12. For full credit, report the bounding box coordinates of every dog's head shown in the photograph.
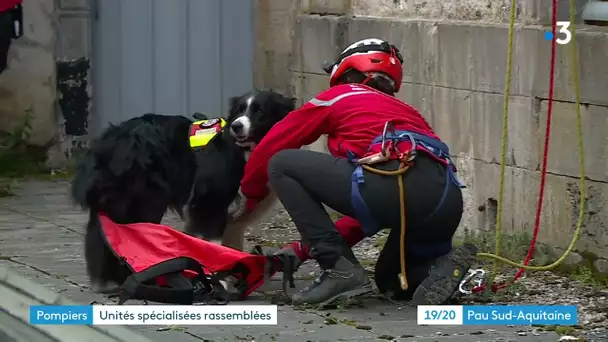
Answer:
[184,91,295,244]
[226,91,295,148]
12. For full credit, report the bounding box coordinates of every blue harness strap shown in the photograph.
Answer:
[350,164,381,236]
[349,130,465,240]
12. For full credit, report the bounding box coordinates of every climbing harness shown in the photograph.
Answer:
[466,0,587,294]
[348,121,465,291]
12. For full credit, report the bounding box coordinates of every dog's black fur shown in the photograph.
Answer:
[71,90,295,291]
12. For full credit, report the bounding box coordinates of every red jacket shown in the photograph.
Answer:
[0,0,21,12]
[240,83,440,211]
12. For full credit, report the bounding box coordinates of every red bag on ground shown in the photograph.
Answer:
[98,214,275,305]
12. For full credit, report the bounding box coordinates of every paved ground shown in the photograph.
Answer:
[0,180,571,341]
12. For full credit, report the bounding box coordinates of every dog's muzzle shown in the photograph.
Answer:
[230,117,256,149]
[230,117,251,141]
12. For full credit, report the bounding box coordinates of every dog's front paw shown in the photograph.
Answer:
[227,188,247,220]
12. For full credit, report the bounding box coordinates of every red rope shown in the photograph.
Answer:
[472,0,559,294]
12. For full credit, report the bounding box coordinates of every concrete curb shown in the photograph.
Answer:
[0,265,152,342]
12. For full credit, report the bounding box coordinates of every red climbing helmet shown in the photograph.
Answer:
[323,38,404,92]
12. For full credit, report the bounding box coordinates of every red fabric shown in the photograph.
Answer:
[240,83,439,207]
[334,216,365,248]
[0,0,20,12]
[288,216,365,262]
[99,214,271,298]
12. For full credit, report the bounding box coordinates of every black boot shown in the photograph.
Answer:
[291,257,372,306]
[375,258,436,301]
[412,243,478,305]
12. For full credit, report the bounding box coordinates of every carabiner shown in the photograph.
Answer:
[458,269,486,294]
[402,132,417,161]
[381,121,396,156]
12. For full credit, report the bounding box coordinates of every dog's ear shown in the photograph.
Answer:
[287,97,297,109]
[227,96,240,121]
[192,112,208,120]
[228,96,239,110]
[277,96,296,117]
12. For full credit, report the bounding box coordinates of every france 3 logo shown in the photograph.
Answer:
[546,22,573,45]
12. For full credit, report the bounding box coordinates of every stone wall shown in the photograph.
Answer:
[0,0,56,147]
[0,0,92,167]
[254,0,608,267]
[49,0,93,166]
[350,0,585,23]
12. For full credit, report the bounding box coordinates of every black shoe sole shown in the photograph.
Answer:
[317,282,374,309]
[411,243,478,306]
[292,281,374,308]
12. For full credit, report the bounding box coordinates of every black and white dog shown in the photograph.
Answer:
[71,90,294,292]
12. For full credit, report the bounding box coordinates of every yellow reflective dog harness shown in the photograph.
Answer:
[188,118,227,148]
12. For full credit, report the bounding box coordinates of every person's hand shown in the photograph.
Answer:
[227,188,247,220]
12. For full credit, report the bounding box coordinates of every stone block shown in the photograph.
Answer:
[349,18,437,85]
[256,0,298,12]
[429,87,472,156]
[535,0,585,25]
[459,158,608,259]
[254,6,296,92]
[290,15,349,74]
[289,72,330,153]
[469,92,539,169]
[469,23,521,94]
[255,4,298,94]
[539,101,608,182]
[596,259,608,274]
[396,82,434,124]
[57,0,91,10]
[546,178,608,259]
[452,154,476,238]
[431,21,472,90]
[301,0,350,15]
[0,0,57,147]
[352,0,537,23]
[257,50,293,95]
[57,16,91,60]
[462,160,539,236]
[261,10,295,53]
[520,27,608,105]
[347,17,393,43]
[289,72,329,106]
[574,180,608,258]
[351,0,404,17]
[560,251,583,267]
[514,26,543,98]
